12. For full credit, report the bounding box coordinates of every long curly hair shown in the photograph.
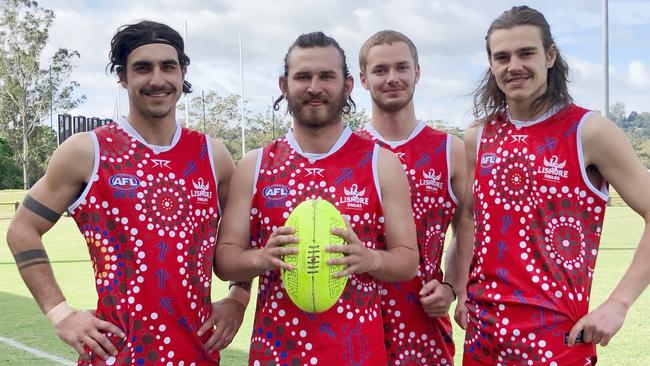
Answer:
[472,6,572,123]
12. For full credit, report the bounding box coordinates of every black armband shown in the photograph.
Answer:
[441,281,457,301]
[14,249,50,270]
[22,195,62,224]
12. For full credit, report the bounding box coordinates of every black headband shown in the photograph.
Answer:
[121,39,183,65]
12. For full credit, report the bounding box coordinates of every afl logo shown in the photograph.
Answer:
[263,184,289,200]
[480,153,497,168]
[109,174,140,191]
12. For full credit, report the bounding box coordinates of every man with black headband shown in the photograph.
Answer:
[6,20,247,365]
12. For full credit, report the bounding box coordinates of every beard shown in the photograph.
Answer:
[286,90,347,129]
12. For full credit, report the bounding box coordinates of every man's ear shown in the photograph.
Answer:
[118,71,127,89]
[279,76,288,96]
[360,71,370,90]
[344,75,354,98]
[546,44,557,69]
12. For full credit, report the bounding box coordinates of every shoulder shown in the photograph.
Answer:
[207,137,235,182]
[208,137,232,160]
[463,124,481,146]
[580,112,628,164]
[581,112,617,141]
[376,146,402,168]
[53,132,95,164]
[45,132,95,186]
[448,134,464,161]
[239,149,262,170]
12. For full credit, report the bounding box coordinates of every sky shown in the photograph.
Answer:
[38,0,650,128]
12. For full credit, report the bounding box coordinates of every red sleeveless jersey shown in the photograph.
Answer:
[463,104,607,366]
[249,127,387,366]
[358,122,457,365]
[69,118,221,365]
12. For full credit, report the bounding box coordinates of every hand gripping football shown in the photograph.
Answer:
[281,199,348,313]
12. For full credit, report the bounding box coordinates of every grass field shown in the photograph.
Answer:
[1,189,649,365]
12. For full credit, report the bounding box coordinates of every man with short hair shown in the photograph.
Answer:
[356,30,465,365]
[215,31,419,365]
[6,20,246,365]
[456,6,650,365]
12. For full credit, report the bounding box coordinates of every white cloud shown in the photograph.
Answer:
[627,60,650,88]
[31,0,649,128]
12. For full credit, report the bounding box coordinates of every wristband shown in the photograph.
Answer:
[227,285,250,307]
[440,282,457,301]
[45,300,73,326]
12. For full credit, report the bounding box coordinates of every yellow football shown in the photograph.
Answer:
[281,199,348,313]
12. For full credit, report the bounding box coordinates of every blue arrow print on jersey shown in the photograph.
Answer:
[183,161,198,177]
[155,268,169,289]
[415,153,431,169]
[159,297,174,315]
[319,323,336,338]
[536,137,557,154]
[335,168,354,185]
[156,241,169,262]
[358,151,373,168]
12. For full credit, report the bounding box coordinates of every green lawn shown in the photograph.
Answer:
[1,190,648,365]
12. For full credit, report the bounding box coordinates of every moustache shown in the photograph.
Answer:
[141,86,175,94]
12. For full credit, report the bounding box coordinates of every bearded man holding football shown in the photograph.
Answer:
[215,31,418,366]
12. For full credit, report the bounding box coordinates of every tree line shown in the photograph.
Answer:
[1,1,648,191]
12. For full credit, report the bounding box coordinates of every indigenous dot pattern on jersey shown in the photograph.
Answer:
[464,105,607,366]
[249,128,387,365]
[358,122,457,365]
[69,119,221,365]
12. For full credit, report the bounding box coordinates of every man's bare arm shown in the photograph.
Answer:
[7,133,93,312]
[370,147,418,281]
[214,150,298,282]
[327,147,417,281]
[211,138,235,210]
[209,138,251,298]
[421,135,466,317]
[568,114,650,346]
[200,138,249,352]
[442,135,466,290]
[453,125,480,329]
[6,133,124,359]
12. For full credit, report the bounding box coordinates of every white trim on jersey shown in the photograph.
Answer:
[577,112,609,202]
[446,134,459,205]
[507,104,562,128]
[476,124,484,158]
[252,148,263,196]
[205,137,221,215]
[68,131,100,212]
[362,120,426,149]
[286,126,353,163]
[371,143,382,207]
[116,116,182,154]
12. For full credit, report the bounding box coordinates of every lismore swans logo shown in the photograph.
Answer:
[537,155,568,182]
[339,184,369,210]
[190,177,212,203]
[419,169,443,192]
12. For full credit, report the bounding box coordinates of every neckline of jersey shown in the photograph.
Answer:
[286,125,353,163]
[506,104,565,128]
[363,120,426,148]
[116,116,182,155]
